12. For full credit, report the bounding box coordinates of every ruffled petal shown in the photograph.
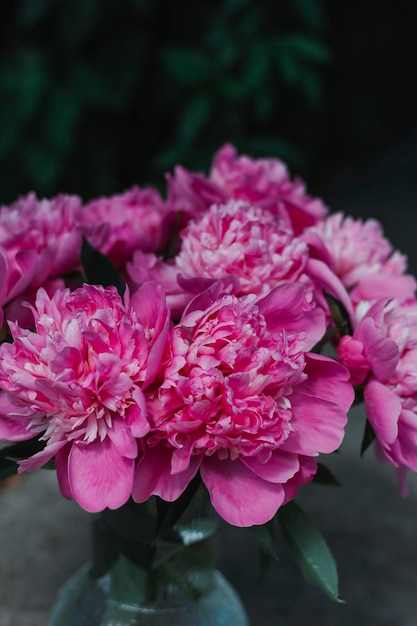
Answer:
[0,393,37,442]
[257,283,325,351]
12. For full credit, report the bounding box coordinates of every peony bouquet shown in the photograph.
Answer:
[0,144,415,606]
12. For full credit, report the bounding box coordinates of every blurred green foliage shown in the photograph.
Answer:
[0,0,331,202]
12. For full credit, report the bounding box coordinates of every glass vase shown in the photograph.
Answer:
[48,499,250,626]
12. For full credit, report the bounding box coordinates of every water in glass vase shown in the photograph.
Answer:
[48,502,250,626]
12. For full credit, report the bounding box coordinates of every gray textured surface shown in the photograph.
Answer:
[1,140,417,625]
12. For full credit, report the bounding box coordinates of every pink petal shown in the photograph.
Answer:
[0,393,36,442]
[364,379,401,445]
[282,390,348,455]
[126,388,150,437]
[18,439,66,472]
[306,257,354,322]
[356,317,399,382]
[354,273,417,303]
[300,353,354,412]
[283,456,317,504]
[257,283,325,351]
[182,276,240,317]
[68,438,134,512]
[6,249,38,302]
[132,444,201,503]
[241,450,300,484]
[130,281,168,334]
[0,249,8,304]
[107,417,138,459]
[55,443,72,499]
[200,456,286,526]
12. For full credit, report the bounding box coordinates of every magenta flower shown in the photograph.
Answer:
[337,299,400,386]
[359,298,417,492]
[209,144,328,234]
[167,144,328,235]
[175,200,311,297]
[132,282,354,527]
[0,282,170,512]
[0,192,83,290]
[307,212,416,305]
[81,186,169,266]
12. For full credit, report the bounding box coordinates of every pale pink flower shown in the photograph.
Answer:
[0,282,170,512]
[166,166,227,220]
[209,144,328,234]
[166,144,328,234]
[81,186,169,266]
[361,298,417,491]
[132,282,354,527]
[337,299,400,386]
[307,213,416,305]
[0,192,83,290]
[175,200,311,297]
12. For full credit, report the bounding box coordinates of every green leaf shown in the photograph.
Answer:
[281,35,331,65]
[0,458,18,482]
[313,462,342,486]
[46,87,82,155]
[278,501,343,602]
[177,94,212,148]
[361,420,376,456]
[163,48,212,86]
[274,48,302,85]
[248,521,279,561]
[92,503,156,576]
[219,77,248,100]
[325,293,353,337]
[244,41,270,92]
[0,52,49,120]
[155,473,202,539]
[81,237,125,297]
[69,65,120,108]
[291,0,326,30]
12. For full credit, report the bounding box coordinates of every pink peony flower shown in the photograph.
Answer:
[81,186,169,266]
[166,144,328,235]
[209,144,328,234]
[337,299,400,386]
[0,282,170,512]
[132,282,354,527]
[307,213,416,305]
[166,165,227,220]
[175,200,311,297]
[360,298,417,491]
[0,192,83,290]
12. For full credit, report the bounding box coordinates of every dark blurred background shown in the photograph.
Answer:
[2,4,417,624]
[1,0,416,205]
